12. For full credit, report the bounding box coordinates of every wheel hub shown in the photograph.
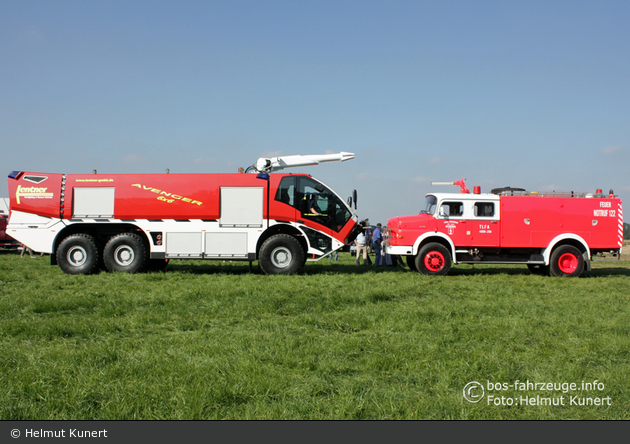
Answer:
[558,253,578,273]
[271,247,292,268]
[425,252,444,270]
[67,246,87,266]
[114,245,135,266]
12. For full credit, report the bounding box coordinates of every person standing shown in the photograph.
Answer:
[372,223,383,268]
[20,243,34,258]
[355,222,370,266]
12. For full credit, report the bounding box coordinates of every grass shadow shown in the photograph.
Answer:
[145,255,630,278]
[583,267,630,277]
[448,266,532,276]
[0,248,20,256]
[164,261,258,275]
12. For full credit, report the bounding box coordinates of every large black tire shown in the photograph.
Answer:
[103,233,147,273]
[549,245,584,277]
[57,234,99,275]
[406,255,417,272]
[415,242,452,275]
[258,234,305,275]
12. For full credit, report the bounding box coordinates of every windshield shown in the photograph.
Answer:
[275,176,353,232]
[423,195,437,215]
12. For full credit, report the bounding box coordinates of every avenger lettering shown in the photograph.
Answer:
[131,184,202,205]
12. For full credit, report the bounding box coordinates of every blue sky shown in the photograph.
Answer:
[2,0,629,225]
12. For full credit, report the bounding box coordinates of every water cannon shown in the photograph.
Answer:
[431,178,470,194]
[248,152,355,173]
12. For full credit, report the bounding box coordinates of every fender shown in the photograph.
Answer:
[412,232,457,264]
[541,233,591,269]
[263,221,343,261]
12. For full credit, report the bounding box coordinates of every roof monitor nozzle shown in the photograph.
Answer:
[431,178,469,194]
[248,152,355,173]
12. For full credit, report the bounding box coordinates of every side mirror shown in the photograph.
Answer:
[353,189,357,210]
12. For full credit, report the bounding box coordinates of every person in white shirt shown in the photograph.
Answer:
[354,222,371,266]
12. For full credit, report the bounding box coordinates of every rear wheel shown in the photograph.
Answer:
[57,234,99,275]
[415,242,451,275]
[103,233,147,273]
[550,245,584,277]
[258,234,305,275]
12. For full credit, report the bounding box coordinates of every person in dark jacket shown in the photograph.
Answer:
[372,223,383,268]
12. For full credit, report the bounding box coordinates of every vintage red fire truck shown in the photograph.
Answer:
[6,153,360,275]
[1,198,20,248]
[383,179,623,277]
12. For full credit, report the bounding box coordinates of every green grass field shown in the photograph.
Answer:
[1,249,629,419]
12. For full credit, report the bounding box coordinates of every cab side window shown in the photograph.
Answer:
[474,202,495,217]
[274,176,295,206]
[440,201,464,217]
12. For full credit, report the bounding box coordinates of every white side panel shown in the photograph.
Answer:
[166,232,202,258]
[6,211,63,253]
[220,187,263,228]
[7,210,52,226]
[205,232,248,258]
[73,187,115,218]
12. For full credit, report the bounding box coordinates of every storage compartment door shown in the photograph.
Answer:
[205,232,248,258]
[165,232,203,258]
[220,187,263,227]
[73,187,115,218]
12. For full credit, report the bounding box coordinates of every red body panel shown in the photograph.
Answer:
[8,173,64,219]
[438,219,468,246]
[387,214,436,248]
[500,196,562,247]
[466,219,501,247]
[500,195,621,249]
[61,173,267,220]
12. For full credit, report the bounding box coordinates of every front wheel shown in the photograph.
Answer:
[406,255,417,272]
[549,245,584,277]
[57,234,99,275]
[103,233,147,273]
[258,234,305,275]
[415,242,452,275]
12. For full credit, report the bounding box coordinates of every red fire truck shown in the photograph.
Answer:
[383,179,623,277]
[6,153,360,275]
[1,198,20,248]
